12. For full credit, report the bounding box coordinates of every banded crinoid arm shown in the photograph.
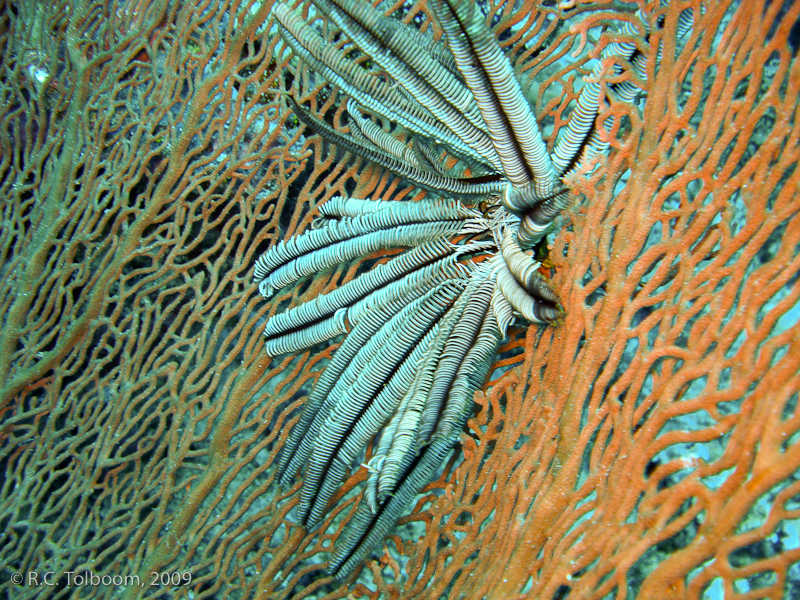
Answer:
[255,194,492,485]
[273,264,469,486]
[565,6,696,173]
[254,195,487,357]
[309,0,503,170]
[286,96,504,199]
[370,264,496,500]
[364,252,560,504]
[427,0,657,248]
[272,0,502,170]
[253,194,481,298]
[427,0,558,224]
[330,307,503,578]
[295,281,465,527]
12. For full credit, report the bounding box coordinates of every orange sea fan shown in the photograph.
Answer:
[0,0,798,599]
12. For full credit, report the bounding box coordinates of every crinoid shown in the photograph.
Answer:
[254,0,682,579]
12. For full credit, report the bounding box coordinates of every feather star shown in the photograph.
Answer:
[253,0,690,580]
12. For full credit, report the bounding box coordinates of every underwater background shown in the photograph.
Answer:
[1,0,799,598]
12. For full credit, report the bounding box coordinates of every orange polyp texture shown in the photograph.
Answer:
[1,1,799,599]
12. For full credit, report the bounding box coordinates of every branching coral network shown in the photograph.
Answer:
[0,0,798,599]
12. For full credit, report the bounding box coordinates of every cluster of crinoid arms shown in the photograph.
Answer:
[253,0,688,580]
